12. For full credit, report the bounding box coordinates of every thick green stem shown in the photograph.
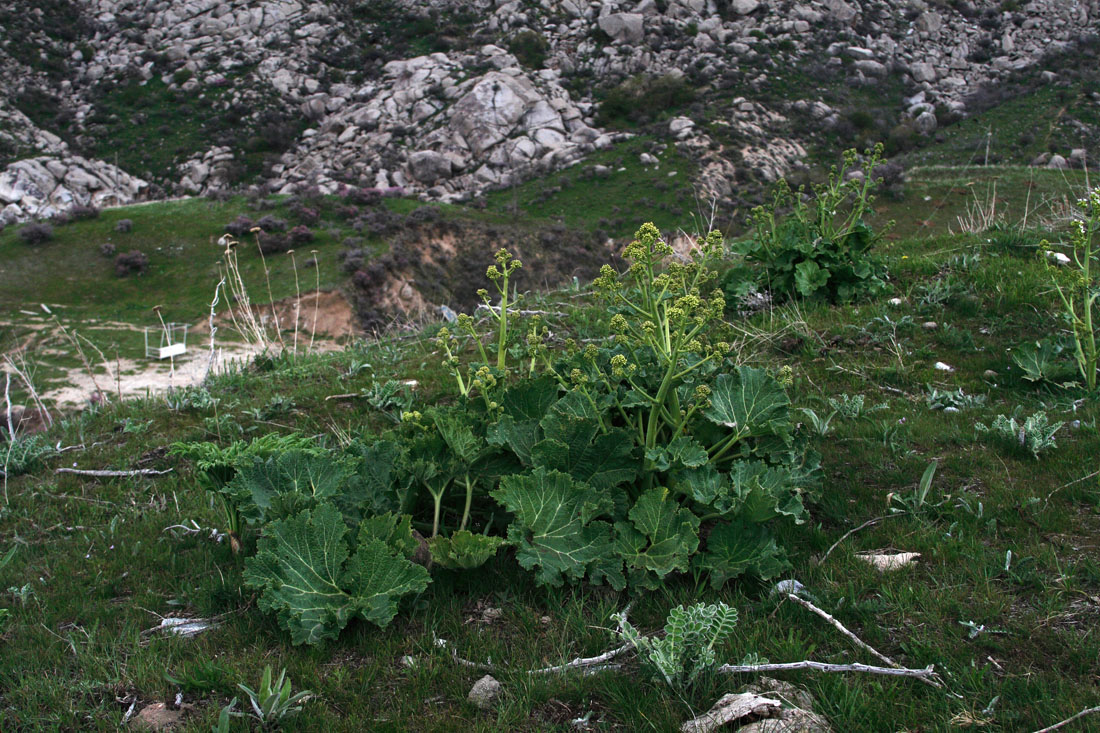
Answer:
[431,490,443,539]
[497,278,509,371]
[459,474,473,532]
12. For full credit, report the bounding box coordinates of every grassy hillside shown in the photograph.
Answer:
[0,160,1097,730]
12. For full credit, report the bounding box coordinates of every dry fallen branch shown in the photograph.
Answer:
[437,602,635,676]
[55,468,173,478]
[785,593,942,689]
[718,660,939,681]
[1032,705,1100,733]
[818,514,900,565]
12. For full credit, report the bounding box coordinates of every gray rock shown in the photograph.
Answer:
[598,13,645,44]
[408,150,454,183]
[910,62,936,83]
[853,59,887,77]
[822,0,857,23]
[669,116,695,138]
[915,11,942,34]
[467,675,502,710]
[914,111,937,135]
[729,0,760,14]
[1047,154,1068,170]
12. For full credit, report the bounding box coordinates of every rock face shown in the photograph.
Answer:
[0,0,1095,220]
[269,48,620,201]
[0,155,147,224]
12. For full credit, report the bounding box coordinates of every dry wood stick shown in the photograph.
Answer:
[55,468,173,478]
[1032,705,1100,733]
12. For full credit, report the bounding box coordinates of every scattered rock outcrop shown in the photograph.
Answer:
[0,0,1095,220]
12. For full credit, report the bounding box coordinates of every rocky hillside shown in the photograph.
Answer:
[1,0,1097,222]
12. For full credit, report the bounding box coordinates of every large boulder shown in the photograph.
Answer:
[407,150,454,183]
[729,0,760,14]
[448,72,543,155]
[598,13,645,44]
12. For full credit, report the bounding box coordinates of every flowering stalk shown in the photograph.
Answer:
[1043,187,1100,391]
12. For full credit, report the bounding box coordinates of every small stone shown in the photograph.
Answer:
[468,675,502,710]
[934,362,955,372]
[888,297,904,306]
[983,370,998,379]
[400,655,418,669]
[943,406,960,414]
[922,321,938,331]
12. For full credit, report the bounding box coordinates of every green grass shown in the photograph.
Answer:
[1,171,1098,730]
[482,136,699,238]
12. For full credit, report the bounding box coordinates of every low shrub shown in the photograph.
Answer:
[508,30,549,69]
[18,222,53,245]
[115,218,133,233]
[99,243,116,257]
[596,73,696,127]
[176,229,820,645]
[68,204,100,221]
[258,232,291,254]
[256,215,287,233]
[225,216,255,237]
[288,225,314,245]
[114,249,149,277]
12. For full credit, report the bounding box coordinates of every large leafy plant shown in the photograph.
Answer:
[243,505,429,644]
[179,228,820,645]
[736,145,890,302]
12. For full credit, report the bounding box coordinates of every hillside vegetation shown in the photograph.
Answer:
[0,154,1097,731]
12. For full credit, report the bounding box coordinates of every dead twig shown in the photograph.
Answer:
[35,490,117,507]
[1033,705,1100,733]
[818,514,900,565]
[55,467,173,478]
[438,601,636,675]
[718,660,939,681]
[784,593,942,690]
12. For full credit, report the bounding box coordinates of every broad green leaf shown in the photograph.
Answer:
[358,512,419,558]
[646,436,708,472]
[500,376,560,421]
[703,367,791,441]
[694,520,789,588]
[427,531,506,570]
[352,440,405,515]
[537,391,599,467]
[234,450,349,523]
[431,411,482,464]
[671,463,725,506]
[243,504,429,645]
[727,461,806,523]
[344,537,432,629]
[614,488,700,585]
[492,468,616,587]
[486,415,540,466]
[571,428,638,489]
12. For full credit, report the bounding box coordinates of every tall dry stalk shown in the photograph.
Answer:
[49,315,108,404]
[250,228,285,350]
[288,250,302,357]
[308,249,320,355]
[152,305,176,382]
[220,239,270,351]
[951,179,1002,234]
[204,275,226,383]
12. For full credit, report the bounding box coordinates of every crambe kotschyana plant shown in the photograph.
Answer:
[738,144,891,302]
[176,227,820,644]
[1042,186,1100,391]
